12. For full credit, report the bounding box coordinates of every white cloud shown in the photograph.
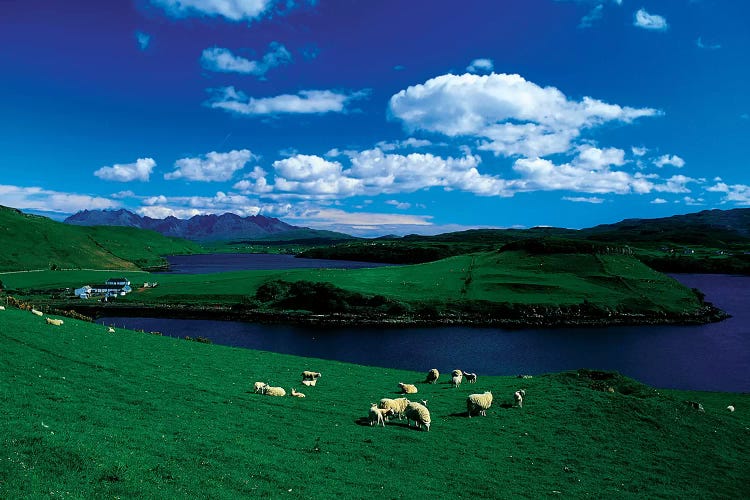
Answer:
[633,8,668,31]
[94,158,155,182]
[135,31,151,50]
[653,175,695,194]
[650,198,668,204]
[138,191,261,219]
[111,190,136,199]
[164,149,254,182]
[201,42,291,76]
[579,5,603,28]
[654,154,685,168]
[466,58,494,74]
[386,200,412,210]
[563,196,604,203]
[0,184,118,214]
[207,87,369,115]
[388,72,660,158]
[375,138,433,151]
[707,182,750,205]
[696,37,721,50]
[683,196,704,206]
[631,146,648,156]
[149,0,276,21]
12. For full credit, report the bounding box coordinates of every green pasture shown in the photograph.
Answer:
[1,307,747,497]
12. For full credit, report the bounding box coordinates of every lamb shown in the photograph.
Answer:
[398,382,418,394]
[404,401,431,431]
[31,309,43,317]
[727,405,735,412]
[467,391,493,417]
[45,317,63,326]
[253,382,267,393]
[261,385,286,397]
[301,378,317,387]
[425,368,439,384]
[301,371,322,381]
[514,389,526,408]
[291,388,306,398]
[378,397,410,420]
[464,372,477,384]
[107,327,115,333]
[369,404,395,427]
[451,371,463,388]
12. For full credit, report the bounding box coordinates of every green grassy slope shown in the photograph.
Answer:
[1,307,747,497]
[0,206,201,272]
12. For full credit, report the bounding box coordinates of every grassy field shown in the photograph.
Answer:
[0,206,201,272]
[1,306,747,497]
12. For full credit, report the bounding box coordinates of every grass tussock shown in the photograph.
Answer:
[1,307,748,497]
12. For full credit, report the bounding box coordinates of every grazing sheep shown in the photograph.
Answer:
[369,404,395,427]
[398,382,418,394]
[464,372,477,384]
[291,388,306,398]
[727,405,735,412]
[45,317,63,326]
[467,391,493,417]
[404,401,431,431]
[378,397,411,420]
[31,309,43,317]
[107,327,115,333]
[514,389,526,408]
[253,382,267,393]
[261,385,286,397]
[0,306,5,311]
[301,371,322,381]
[301,378,317,387]
[451,372,463,388]
[425,368,439,384]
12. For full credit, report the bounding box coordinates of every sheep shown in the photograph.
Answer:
[464,372,477,384]
[45,317,63,326]
[467,391,493,417]
[378,397,411,420]
[514,389,526,408]
[404,401,431,431]
[369,404,395,427]
[451,372,463,388]
[253,382,267,393]
[425,368,439,384]
[261,385,286,397]
[291,388,306,398]
[301,378,317,387]
[31,309,43,317]
[727,405,735,412]
[107,327,115,333]
[398,382,418,394]
[301,371,322,381]
[0,306,5,311]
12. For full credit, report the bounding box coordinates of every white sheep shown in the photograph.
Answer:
[0,305,5,311]
[467,391,493,417]
[378,397,410,420]
[451,373,463,388]
[727,405,735,412]
[398,382,418,394]
[514,389,526,408]
[253,382,267,393]
[291,388,306,398]
[425,368,439,384]
[301,371,322,381]
[31,309,43,317]
[301,378,317,387]
[464,372,477,384]
[369,404,395,427]
[261,385,286,397]
[45,317,63,326]
[107,327,115,333]
[404,401,431,431]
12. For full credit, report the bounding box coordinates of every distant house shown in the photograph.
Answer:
[74,285,92,299]
[107,277,130,287]
[90,284,126,297]
[76,277,132,299]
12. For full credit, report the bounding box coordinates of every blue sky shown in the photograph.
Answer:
[1,0,748,236]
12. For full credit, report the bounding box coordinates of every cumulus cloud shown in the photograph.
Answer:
[633,8,668,31]
[135,31,151,50]
[0,184,118,214]
[201,42,291,77]
[650,198,668,204]
[94,158,155,182]
[139,191,262,219]
[654,154,685,168]
[375,137,433,151]
[707,182,750,204]
[207,87,369,116]
[164,149,254,182]
[631,146,648,156]
[386,200,411,210]
[578,5,603,28]
[466,58,494,74]
[388,72,660,158]
[563,196,605,203]
[653,175,696,194]
[149,0,276,21]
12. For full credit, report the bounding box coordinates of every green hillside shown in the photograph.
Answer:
[0,206,201,272]
[0,306,747,497]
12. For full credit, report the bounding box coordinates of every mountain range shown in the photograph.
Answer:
[65,209,304,242]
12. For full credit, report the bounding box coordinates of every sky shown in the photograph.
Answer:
[1,0,749,236]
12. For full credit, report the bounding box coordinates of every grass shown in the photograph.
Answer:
[1,306,748,497]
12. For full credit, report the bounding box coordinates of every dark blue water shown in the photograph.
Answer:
[98,274,750,392]
[159,253,392,274]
